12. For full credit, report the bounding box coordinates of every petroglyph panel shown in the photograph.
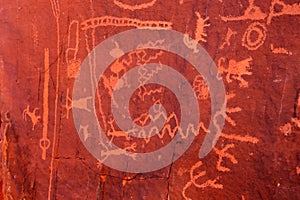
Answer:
[0,0,299,199]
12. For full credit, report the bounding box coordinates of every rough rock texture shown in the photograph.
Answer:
[0,0,300,199]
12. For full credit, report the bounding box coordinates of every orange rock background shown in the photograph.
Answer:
[0,0,300,199]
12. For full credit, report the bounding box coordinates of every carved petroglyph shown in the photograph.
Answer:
[22,106,41,131]
[220,0,299,54]
[101,74,121,108]
[136,62,164,100]
[242,22,267,50]
[79,125,90,141]
[66,20,81,78]
[137,59,163,84]
[49,1,272,196]
[137,86,164,102]
[48,0,61,198]
[110,59,126,76]
[214,144,238,172]
[81,16,173,31]
[181,107,258,197]
[2,112,12,164]
[39,136,51,161]
[83,19,108,133]
[64,88,92,119]
[178,6,265,193]
[72,96,92,112]
[135,112,199,143]
[107,118,131,143]
[133,101,167,127]
[270,44,292,55]
[280,123,292,136]
[108,49,163,76]
[194,12,210,43]
[136,50,164,66]
[49,0,60,18]
[221,0,267,22]
[226,106,242,127]
[113,0,157,11]
[121,99,201,144]
[99,142,137,162]
[218,57,253,88]
[101,49,166,108]
[32,22,39,49]
[40,48,51,160]
[182,161,223,200]
[64,88,72,119]
[109,41,125,58]
[267,0,300,24]
[192,75,209,100]
[183,34,199,53]
[224,93,242,127]
[136,39,165,49]
[220,133,259,144]
[220,28,237,50]
[220,1,269,50]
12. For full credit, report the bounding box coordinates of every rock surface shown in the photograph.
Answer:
[0,0,300,199]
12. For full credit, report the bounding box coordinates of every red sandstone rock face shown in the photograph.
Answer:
[0,0,300,199]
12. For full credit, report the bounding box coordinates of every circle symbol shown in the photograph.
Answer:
[72,29,226,173]
[242,22,267,50]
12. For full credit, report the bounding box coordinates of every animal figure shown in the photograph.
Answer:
[22,105,41,130]
[194,12,210,43]
[218,57,253,88]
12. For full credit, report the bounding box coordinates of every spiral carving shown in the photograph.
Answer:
[72,29,226,173]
